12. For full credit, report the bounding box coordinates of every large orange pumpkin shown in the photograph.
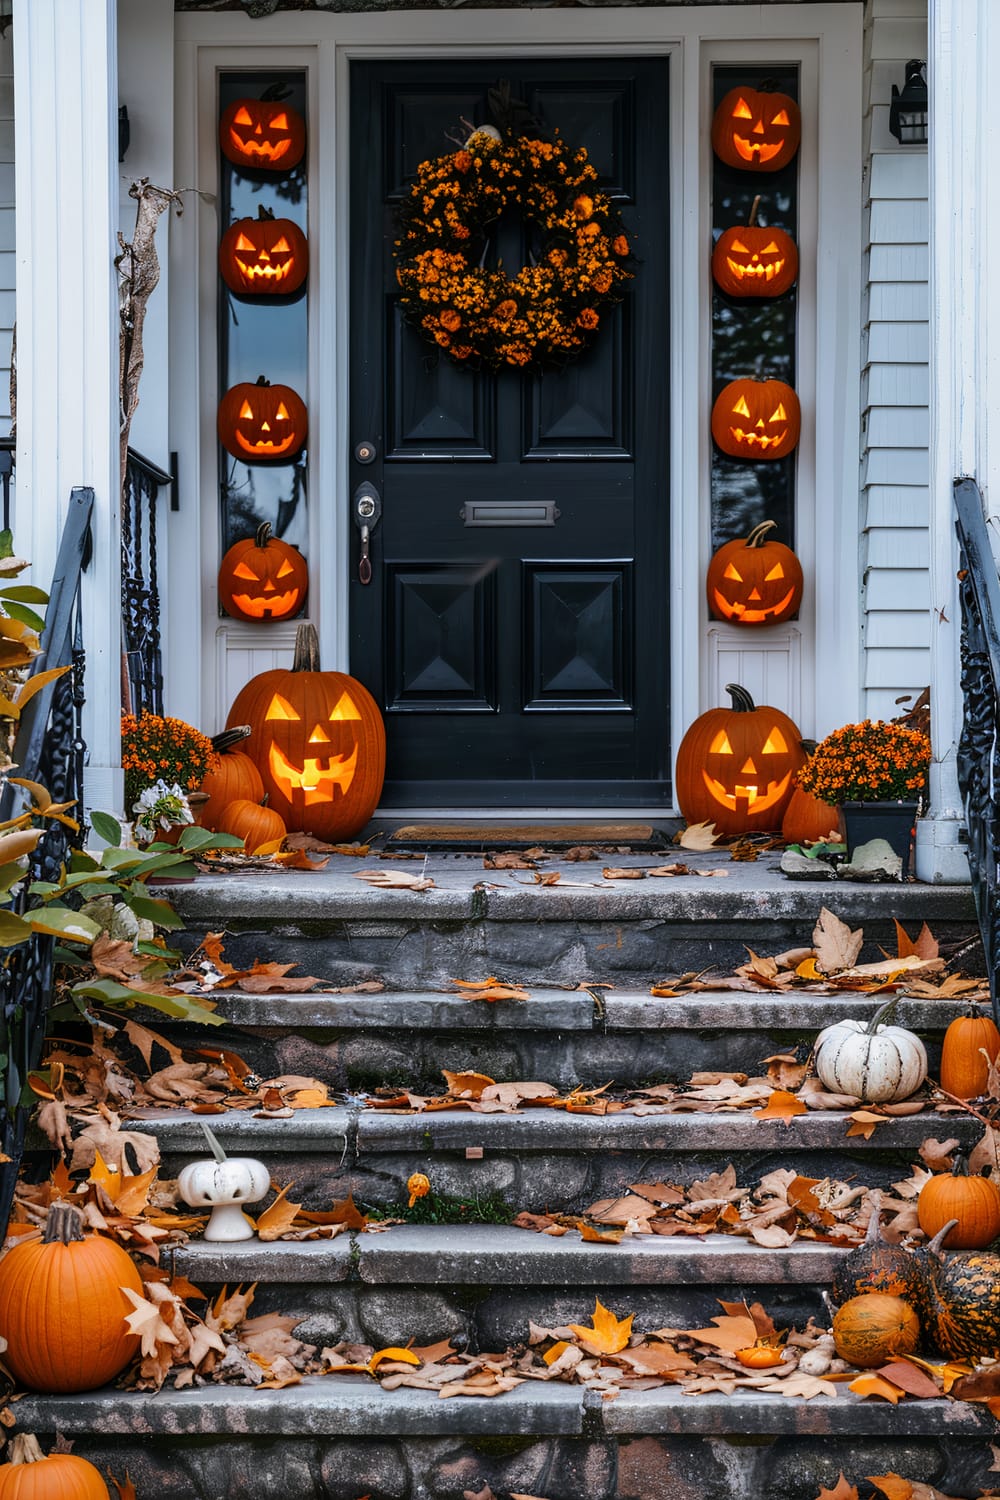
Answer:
[712,85,801,173]
[219,206,308,296]
[712,378,801,461]
[712,198,798,299]
[0,1434,110,1500]
[199,726,266,830]
[675,683,805,834]
[0,1202,143,1392]
[220,95,306,172]
[226,622,385,842]
[917,1154,1000,1250]
[218,523,308,624]
[218,376,308,463]
[706,519,803,625]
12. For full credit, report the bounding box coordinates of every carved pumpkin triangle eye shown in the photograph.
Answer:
[710,731,734,755]
[733,98,753,120]
[762,729,788,754]
[265,693,302,721]
[769,404,787,422]
[733,396,751,419]
[270,113,289,130]
[723,563,743,582]
[729,239,749,254]
[233,561,259,581]
[761,241,780,254]
[272,237,292,254]
[233,106,253,127]
[275,403,290,421]
[235,233,256,252]
[239,400,254,419]
[771,109,790,126]
[276,558,295,579]
[764,563,785,581]
[330,691,362,721]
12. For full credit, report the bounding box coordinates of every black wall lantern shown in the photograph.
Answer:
[889,60,928,146]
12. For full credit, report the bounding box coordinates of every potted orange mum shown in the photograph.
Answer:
[794,719,932,868]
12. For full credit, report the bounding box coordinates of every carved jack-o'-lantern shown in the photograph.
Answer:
[217,376,308,463]
[711,378,801,461]
[226,623,386,842]
[218,523,308,623]
[712,85,801,173]
[712,197,798,298]
[707,520,804,625]
[219,206,309,296]
[220,96,306,172]
[675,683,806,834]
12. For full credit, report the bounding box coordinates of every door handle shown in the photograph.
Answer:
[353,481,382,585]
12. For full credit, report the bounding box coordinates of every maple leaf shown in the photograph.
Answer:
[893,920,940,961]
[846,1110,892,1140]
[813,908,864,973]
[255,1183,302,1241]
[108,1476,139,1500]
[676,820,720,849]
[684,1305,757,1354]
[567,1298,634,1354]
[814,1479,859,1500]
[753,1089,807,1124]
[121,1285,181,1358]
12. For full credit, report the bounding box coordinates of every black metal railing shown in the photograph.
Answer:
[0,487,93,1234]
[954,476,1000,1027]
[122,446,169,717]
[0,437,14,534]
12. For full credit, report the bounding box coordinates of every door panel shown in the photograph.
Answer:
[349,58,670,807]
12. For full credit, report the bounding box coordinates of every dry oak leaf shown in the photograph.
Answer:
[676,820,720,850]
[567,1298,634,1355]
[352,869,435,891]
[918,1136,960,1171]
[753,1089,808,1124]
[813,1480,859,1500]
[813,908,864,973]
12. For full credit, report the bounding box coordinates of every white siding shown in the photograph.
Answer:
[861,0,929,722]
[0,34,12,429]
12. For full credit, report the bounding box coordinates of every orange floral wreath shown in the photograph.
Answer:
[394,127,634,372]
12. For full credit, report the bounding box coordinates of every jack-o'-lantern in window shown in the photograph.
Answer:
[226,623,385,842]
[712,378,801,461]
[220,96,306,172]
[707,520,803,625]
[218,376,308,463]
[712,196,798,299]
[218,523,308,623]
[712,85,801,173]
[675,683,805,834]
[219,206,308,296]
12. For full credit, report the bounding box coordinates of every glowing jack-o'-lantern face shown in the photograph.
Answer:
[217,523,308,623]
[227,624,386,842]
[706,520,804,625]
[219,208,309,296]
[712,86,801,173]
[711,378,801,461]
[675,684,805,834]
[712,225,798,299]
[220,97,306,172]
[217,377,308,463]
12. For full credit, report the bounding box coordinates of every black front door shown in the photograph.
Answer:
[349,58,670,807]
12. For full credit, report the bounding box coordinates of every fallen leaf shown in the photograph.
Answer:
[814,1480,859,1500]
[849,1371,904,1403]
[602,867,645,879]
[846,1110,892,1140]
[753,1089,807,1124]
[813,908,864,973]
[676,820,719,850]
[893,920,940,961]
[875,1360,941,1399]
[255,1183,302,1241]
[918,1137,959,1171]
[450,976,530,1003]
[567,1298,634,1355]
[353,869,435,891]
[369,1346,421,1373]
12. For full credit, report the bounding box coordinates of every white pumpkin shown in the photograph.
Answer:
[178,1156,271,1241]
[813,1000,927,1103]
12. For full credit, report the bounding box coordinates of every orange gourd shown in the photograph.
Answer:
[939,1010,1000,1100]
[217,523,308,623]
[917,1154,1000,1249]
[227,623,385,843]
[711,84,801,173]
[831,1195,925,1307]
[831,1292,920,1368]
[675,683,805,834]
[219,206,308,296]
[711,378,801,461]
[706,520,803,626]
[0,1434,109,1500]
[216,798,287,853]
[781,741,840,846]
[0,1203,142,1392]
[733,1341,785,1369]
[220,95,306,172]
[198,727,266,831]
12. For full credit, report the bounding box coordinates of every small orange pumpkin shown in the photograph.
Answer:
[712,378,801,461]
[220,95,306,172]
[831,1292,920,1369]
[712,84,801,173]
[781,741,840,846]
[917,1154,1000,1250]
[0,1202,143,1392]
[0,1433,110,1500]
[219,206,308,296]
[939,1010,1000,1100]
[734,1341,785,1369]
[706,520,803,626]
[198,727,266,830]
[218,523,308,624]
[712,197,798,299]
[216,798,287,853]
[675,683,805,834]
[218,376,308,464]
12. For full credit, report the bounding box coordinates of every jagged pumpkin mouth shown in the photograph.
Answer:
[725,256,786,283]
[732,137,785,165]
[701,769,792,813]
[727,427,791,453]
[231,588,300,619]
[711,587,796,622]
[234,254,297,284]
[229,130,293,163]
[268,741,358,803]
[235,429,299,457]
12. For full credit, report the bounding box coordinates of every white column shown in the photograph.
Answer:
[12,0,123,816]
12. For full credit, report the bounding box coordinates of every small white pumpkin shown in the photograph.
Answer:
[178,1156,271,1241]
[813,998,927,1103]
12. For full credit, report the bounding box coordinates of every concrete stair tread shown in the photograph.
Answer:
[172,1224,850,1285]
[13,1375,994,1438]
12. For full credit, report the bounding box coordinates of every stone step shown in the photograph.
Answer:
[132,1105,979,1215]
[11,1379,995,1500]
[168,856,978,988]
[162,987,975,1091]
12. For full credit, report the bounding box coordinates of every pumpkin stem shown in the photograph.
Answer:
[211,724,251,755]
[925,1218,959,1258]
[8,1434,47,1466]
[745,520,778,549]
[292,622,321,673]
[950,1151,971,1178]
[42,1201,87,1245]
[723,683,757,713]
[748,194,761,228]
[866,996,902,1035]
[257,205,276,221]
[255,522,273,549]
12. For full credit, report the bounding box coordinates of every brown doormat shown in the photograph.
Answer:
[384,821,665,850]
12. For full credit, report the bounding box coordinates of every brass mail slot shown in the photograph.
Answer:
[460,500,561,527]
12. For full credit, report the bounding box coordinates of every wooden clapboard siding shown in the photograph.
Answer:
[0,30,12,429]
[861,0,929,719]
